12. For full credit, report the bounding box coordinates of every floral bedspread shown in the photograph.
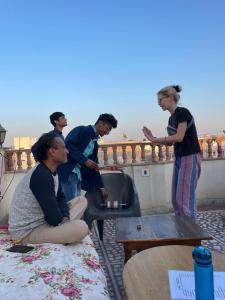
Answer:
[0,227,109,300]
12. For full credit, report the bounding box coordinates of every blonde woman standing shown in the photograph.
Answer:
[143,85,201,220]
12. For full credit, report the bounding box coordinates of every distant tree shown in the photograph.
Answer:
[122,133,128,140]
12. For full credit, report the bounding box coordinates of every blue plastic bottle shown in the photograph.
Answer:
[192,246,214,300]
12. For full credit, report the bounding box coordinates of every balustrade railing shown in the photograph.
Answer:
[4,149,35,172]
[3,137,225,173]
[98,142,173,165]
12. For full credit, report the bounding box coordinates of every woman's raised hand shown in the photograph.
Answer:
[142,126,154,141]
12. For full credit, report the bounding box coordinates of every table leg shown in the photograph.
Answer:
[124,245,132,263]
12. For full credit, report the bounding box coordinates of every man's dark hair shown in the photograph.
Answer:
[49,112,65,127]
[36,132,58,162]
[95,113,118,128]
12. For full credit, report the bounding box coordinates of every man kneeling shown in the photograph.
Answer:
[9,132,89,244]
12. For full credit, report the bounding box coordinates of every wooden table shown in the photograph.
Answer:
[116,214,212,262]
[123,245,225,300]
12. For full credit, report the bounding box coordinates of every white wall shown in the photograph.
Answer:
[0,172,25,223]
[124,163,173,214]
[123,159,225,214]
[1,159,225,222]
[196,159,225,205]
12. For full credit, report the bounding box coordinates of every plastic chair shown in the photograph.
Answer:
[84,172,141,240]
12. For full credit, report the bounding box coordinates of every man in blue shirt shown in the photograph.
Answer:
[58,113,118,202]
[31,112,67,160]
[49,112,67,141]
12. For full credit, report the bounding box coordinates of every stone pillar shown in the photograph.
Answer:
[151,144,157,162]
[140,144,146,161]
[198,139,204,158]
[122,145,127,164]
[26,150,32,169]
[207,139,213,158]
[112,146,118,164]
[4,149,14,172]
[216,137,224,158]
[158,145,164,161]
[102,146,108,166]
[131,144,136,163]
[0,147,4,188]
[0,147,6,223]
[165,146,171,161]
[16,150,23,171]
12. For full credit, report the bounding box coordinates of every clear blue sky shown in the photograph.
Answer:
[1,0,225,146]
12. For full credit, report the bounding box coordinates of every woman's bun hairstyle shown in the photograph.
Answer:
[173,85,182,93]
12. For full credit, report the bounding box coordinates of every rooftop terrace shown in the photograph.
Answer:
[0,135,225,299]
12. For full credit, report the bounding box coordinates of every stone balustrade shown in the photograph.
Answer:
[3,137,225,173]
[4,148,34,172]
[98,142,173,165]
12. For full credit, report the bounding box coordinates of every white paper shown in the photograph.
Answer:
[168,270,225,300]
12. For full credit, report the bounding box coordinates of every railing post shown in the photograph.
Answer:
[165,146,171,161]
[122,145,127,164]
[4,150,14,172]
[26,150,32,169]
[207,139,213,158]
[217,142,222,158]
[102,146,108,166]
[158,145,164,161]
[112,145,118,164]
[151,144,157,162]
[16,150,23,171]
[198,139,204,158]
[216,137,223,158]
[140,143,146,161]
[131,144,136,163]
